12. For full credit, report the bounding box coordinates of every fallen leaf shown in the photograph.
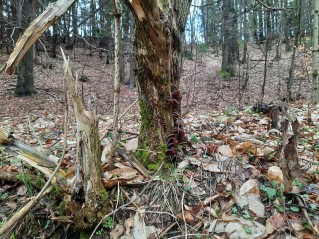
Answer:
[110,224,124,239]
[17,185,28,195]
[125,138,138,152]
[104,167,138,180]
[124,217,134,235]
[6,201,17,209]
[233,142,257,155]
[235,179,265,217]
[266,166,283,184]
[217,145,234,157]
[132,209,147,239]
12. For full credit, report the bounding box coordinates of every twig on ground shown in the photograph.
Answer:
[89,162,163,239]
[296,195,319,236]
[0,76,69,239]
[158,222,177,238]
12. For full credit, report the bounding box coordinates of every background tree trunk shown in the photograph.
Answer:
[311,0,319,103]
[15,0,36,97]
[113,0,121,148]
[221,0,238,77]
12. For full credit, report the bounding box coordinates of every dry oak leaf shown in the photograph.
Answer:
[233,142,257,155]
[177,211,195,225]
[177,204,203,225]
[265,213,285,235]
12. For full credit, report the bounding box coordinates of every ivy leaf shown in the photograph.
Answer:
[183,185,190,191]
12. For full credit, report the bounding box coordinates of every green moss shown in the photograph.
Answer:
[80,231,90,239]
[35,175,44,189]
[54,186,62,196]
[57,200,66,215]
[101,190,108,201]
[135,143,173,171]
[139,98,152,131]
[24,214,40,236]
[138,98,175,171]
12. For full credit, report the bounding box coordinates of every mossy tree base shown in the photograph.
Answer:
[132,1,191,166]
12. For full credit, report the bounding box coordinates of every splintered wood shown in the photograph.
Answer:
[5,0,76,75]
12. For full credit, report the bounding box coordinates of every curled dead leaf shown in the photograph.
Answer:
[233,142,257,155]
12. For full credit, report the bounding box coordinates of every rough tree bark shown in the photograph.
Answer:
[311,0,319,103]
[124,0,191,168]
[113,0,121,147]
[221,0,238,77]
[15,0,37,97]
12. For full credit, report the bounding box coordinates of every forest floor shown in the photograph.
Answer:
[0,43,319,239]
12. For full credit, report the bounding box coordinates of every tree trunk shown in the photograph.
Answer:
[0,1,3,48]
[113,0,121,147]
[15,0,36,97]
[125,0,191,167]
[284,0,291,51]
[311,0,319,103]
[129,12,136,89]
[287,0,301,101]
[261,10,271,102]
[221,0,238,77]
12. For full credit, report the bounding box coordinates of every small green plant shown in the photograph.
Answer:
[197,43,210,53]
[102,217,114,229]
[219,69,230,78]
[310,203,317,210]
[194,234,203,239]
[95,217,117,235]
[275,205,284,212]
[225,105,234,116]
[1,192,9,200]
[0,219,6,228]
[289,206,300,212]
[292,178,306,192]
[190,134,199,144]
[95,228,105,235]
[244,227,252,234]
[17,173,33,194]
[260,181,284,200]
[44,219,51,230]
[232,206,238,215]
[300,138,309,146]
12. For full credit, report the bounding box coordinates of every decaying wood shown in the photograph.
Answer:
[0,83,69,239]
[5,0,76,74]
[61,49,108,227]
[0,127,65,178]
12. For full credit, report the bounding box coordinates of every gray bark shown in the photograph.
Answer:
[15,0,36,97]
